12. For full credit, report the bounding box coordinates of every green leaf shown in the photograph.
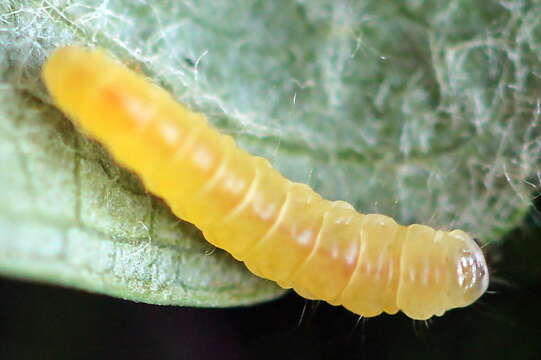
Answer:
[1,0,540,305]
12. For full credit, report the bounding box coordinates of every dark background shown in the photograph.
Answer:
[1,198,540,360]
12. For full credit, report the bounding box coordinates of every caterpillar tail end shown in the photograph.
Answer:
[42,46,101,115]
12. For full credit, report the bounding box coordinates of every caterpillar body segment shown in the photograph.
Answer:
[42,46,489,320]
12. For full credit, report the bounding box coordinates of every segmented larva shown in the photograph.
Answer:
[42,46,489,320]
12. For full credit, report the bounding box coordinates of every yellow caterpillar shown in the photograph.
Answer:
[42,46,489,320]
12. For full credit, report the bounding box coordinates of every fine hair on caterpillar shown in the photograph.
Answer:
[42,45,490,321]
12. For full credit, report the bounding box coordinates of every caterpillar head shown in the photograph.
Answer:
[448,230,490,309]
[396,226,489,320]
